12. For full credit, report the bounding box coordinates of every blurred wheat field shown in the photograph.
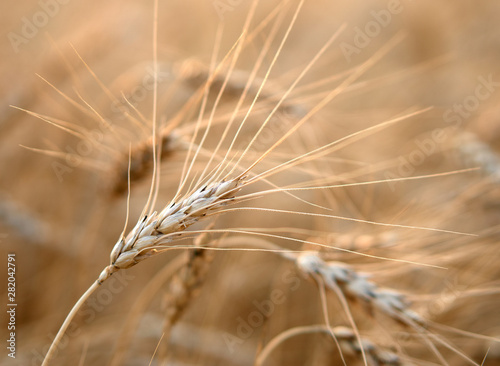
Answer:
[1,1,500,365]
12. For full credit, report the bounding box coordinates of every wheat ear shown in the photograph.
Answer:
[111,131,179,195]
[454,131,500,181]
[98,176,244,282]
[174,58,307,118]
[296,252,422,325]
[294,252,487,365]
[158,232,215,361]
[256,325,407,366]
[42,176,244,365]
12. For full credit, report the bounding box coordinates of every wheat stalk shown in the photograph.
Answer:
[41,175,244,365]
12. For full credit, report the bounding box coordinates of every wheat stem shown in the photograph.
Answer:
[42,280,100,366]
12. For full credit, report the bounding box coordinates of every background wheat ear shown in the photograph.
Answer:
[3,0,500,365]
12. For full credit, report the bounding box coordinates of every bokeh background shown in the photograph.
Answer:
[1,1,500,365]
